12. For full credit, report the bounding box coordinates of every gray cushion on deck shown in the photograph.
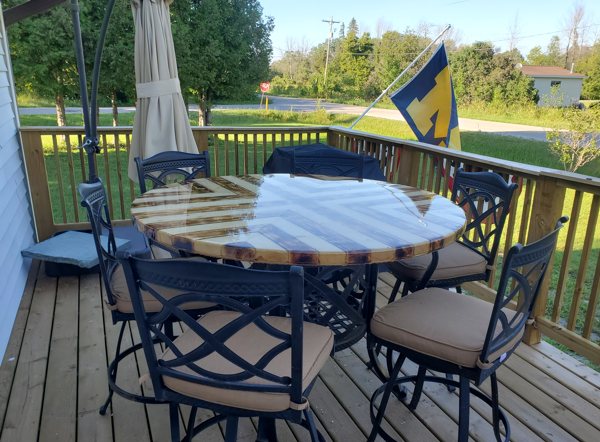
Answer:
[21,231,129,269]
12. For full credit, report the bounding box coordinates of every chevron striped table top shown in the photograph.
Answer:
[131,174,466,266]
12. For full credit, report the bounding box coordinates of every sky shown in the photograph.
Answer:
[260,0,600,60]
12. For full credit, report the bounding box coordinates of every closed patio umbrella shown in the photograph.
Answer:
[128,0,198,182]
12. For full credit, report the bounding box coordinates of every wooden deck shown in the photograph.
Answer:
[1,261,600,442]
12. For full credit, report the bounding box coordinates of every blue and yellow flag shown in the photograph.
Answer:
[390,43,461,150]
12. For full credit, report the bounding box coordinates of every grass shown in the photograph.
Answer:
[458,102,600,131]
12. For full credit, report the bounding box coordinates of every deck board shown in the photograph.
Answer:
[39,275,79,442]
[1,264,600,442]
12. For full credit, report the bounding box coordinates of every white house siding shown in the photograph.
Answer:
[0,15,35,360]
[534,77,584,107]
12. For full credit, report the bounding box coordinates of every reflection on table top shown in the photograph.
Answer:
[131,174,466,266]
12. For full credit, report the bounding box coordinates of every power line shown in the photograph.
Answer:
[488,22,600,45]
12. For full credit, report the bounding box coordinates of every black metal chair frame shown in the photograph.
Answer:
[389,168,519,300]
[135,150,212,258]
[78,179,213,415]
[119,256,327,442]
[367,216,568,442]
[135,150,211,194]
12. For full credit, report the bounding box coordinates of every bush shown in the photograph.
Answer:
[547,108,600,172]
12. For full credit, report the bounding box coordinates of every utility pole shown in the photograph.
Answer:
[322,17,340,98]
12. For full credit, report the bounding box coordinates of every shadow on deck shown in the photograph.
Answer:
[1,261,599,441]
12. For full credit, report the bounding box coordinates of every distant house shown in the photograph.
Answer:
[520,65,585,107]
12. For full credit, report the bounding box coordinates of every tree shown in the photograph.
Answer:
[451,42,534,106]
[490,50,535,106]
[450,42,496,104]
[547,36,563,65]
[173,0,274,125]
[564,2,585,68]
[547,109,600,172]
[526,36,562,65]
[328,21,374,99]
[507,13,520,51]
[578,41,600,99]
[7,4,78,126]
[374,31,429,91]
[82,0,135,126]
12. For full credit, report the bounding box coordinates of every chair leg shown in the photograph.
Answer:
[401,283,410,298]
[490,372,503,442]
[256,417,277,442]
[389,279,401,303]
[367,355,404,442]
[458,376,470,442]
[99,321,127,415]
[408,366,427,410]
[225,416,239,442]
[303,408,323,442]
[184,407,198,442]
[169,403,181,442]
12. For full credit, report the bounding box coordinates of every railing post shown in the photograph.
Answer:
[193,128,209,152]
[395,146,420,186]
[21,130,56,241]
[523,174,566,344]
[327,128,340,148]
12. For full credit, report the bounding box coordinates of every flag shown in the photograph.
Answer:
[390,42,461,150]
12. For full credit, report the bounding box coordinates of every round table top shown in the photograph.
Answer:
[131,174,466,266]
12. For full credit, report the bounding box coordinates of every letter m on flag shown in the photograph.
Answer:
[390,42,460,186]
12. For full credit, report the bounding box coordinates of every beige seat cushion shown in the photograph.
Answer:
[371,288,522,368]
[109,264,215,313]
[161,310,334,413]
[388,242,487,283]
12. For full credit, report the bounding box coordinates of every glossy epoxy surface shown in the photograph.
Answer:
[131,174,466,265]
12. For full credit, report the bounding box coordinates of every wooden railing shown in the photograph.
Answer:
[20,125,600,364]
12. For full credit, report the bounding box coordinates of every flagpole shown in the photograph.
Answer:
[349,24,452,129]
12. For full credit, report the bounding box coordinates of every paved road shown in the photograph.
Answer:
[19,96,552,142]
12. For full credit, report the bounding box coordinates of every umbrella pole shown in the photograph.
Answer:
[69,0,95,181]
[90,0,117,142]
[69,0,117,183]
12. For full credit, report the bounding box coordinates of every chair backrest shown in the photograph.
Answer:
[118,256,307,406]
[480,216,568,366]
[451,168,518,266]
[78,179,118,305]
[263,143,386,181]
[135,151,211,194]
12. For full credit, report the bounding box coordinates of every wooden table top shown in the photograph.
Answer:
[131,174,466,266]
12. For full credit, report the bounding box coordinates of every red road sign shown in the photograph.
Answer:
[260,82,271,93]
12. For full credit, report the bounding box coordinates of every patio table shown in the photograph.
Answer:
[130,174,466,350]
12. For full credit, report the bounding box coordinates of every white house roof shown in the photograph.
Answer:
[521,65,585,79]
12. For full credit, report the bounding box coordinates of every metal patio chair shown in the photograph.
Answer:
[78,179,215,415]
[367,216,568,442]
[387,168,518,301]
[135,150,211,258]
[118,255,334,441]
[135,150,211,194]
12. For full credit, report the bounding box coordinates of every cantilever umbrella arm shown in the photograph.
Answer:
[68,0,117,182]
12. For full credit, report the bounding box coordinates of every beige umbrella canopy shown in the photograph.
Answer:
[128,0,198,182]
